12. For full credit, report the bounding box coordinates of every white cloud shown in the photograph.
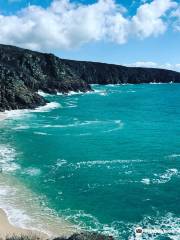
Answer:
[131,0,177,38]
[0,0,178,51]
[172,6,180,31]
[0,0,129,50]
[126,61,180,72]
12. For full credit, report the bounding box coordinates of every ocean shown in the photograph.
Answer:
[0,83,180,239]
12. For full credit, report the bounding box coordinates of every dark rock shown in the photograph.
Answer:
[63,59,180,84]
[53,232,114,240]
[0,44,180,111]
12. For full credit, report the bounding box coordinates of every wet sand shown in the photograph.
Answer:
[0,209,47,239]
[0,113,7,121]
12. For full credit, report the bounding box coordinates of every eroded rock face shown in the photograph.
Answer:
[0,44,91,111]
[62,59,180,84]
[0,44,180,111]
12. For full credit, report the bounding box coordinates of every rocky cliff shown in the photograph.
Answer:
[0,44,180,111]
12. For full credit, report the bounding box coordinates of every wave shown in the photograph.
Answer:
[61,209,119,238]
[0,174,78,237]
[37,90,51,97]
[141,178,151,185]
[62,210,180,239]
[167,154,180,159]
[33,102,61,112]
[13,125,30,130]
[78,133,92,136]
[153,168,179,184]
[55,159,143,170]
[150,82,164,85]
[43,119,123,131]
[127,90,136,93]
[103,120,124,133]
[1,102,61,121]
[65,104,78,108]
[23,167,41,176]
[85,89,108,96]
[58,91,90,96]
[149,82,174,85]
[141,169,179,185]
[42,120,102,128]
[0,145,20,172]
[33,131,51,136]
[128,212,180,240]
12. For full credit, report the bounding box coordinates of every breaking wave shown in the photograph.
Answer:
[0,175,78,237]
[0,145,20,172]
[141,169,179,185]
[1,102,60,120]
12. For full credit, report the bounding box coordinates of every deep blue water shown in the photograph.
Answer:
[0,84,180,239]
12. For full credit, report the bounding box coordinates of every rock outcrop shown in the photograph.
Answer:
[53,232,114,240]
[0,44,180,111]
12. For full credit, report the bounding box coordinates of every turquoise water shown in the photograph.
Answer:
[0,84,180,239]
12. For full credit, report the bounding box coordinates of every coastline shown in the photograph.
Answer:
[0,208,47,239]
[0,174,79,239]
[0,103,79,239]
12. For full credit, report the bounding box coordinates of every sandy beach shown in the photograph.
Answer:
[0,209,47,239]
[0,113,7,121]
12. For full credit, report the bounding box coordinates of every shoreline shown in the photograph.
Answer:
[0,175,79,239]
[0,208,48,239]
[0,113,7,121]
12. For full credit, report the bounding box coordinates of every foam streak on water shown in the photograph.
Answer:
[0,145,20,172]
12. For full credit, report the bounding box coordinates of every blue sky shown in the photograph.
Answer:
[0,0,180,71]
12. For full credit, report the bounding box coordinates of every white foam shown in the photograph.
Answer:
[167,154,180,159]
[33,102,61,112]
[3,109,30,119]
[103,120,124,133]
[58,159,143,170]
[1,102,60,121]
[153,169,179,184]
[127,90,136,93]
[141,178,151,185]
[150,82,163,84]
[23,168,41,176]
[37,90,51,97]
[129,212,180,240]
[60,91,88,96]
[65,104,78,108]
[99,92,108,96]
[0,145,20,172]
[0,175,77,237]
[43,119,124,130]
[33,131,50,136]
[150,82,174,85]
[13,125,30,130]
[63,209,119,238]
[79,133,92,136]
[56,159,67,167]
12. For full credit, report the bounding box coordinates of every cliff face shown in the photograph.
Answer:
[0,44,90,111]
[0,44,180,111]
[63,59,180,84]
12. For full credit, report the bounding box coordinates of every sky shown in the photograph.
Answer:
[0,0,180,71]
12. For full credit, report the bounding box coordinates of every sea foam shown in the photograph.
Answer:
[0,175,77,237]
[141,169,179,185]
[0,145,20,172]
[1,102,60,120]
[153,169,179,184]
